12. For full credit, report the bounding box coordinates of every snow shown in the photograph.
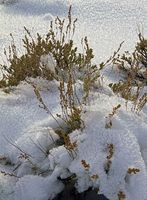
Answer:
[40,54,56,74]
[0,1,147,200]
[48,93,147,200]
[69,119,147,200]
[14,173,64,200]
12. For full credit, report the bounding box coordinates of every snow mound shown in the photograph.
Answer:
[14,172,64,200]
[8,124,59,177]
[0,174,17,200]
[71,130,147,200]
[49,108,147,200]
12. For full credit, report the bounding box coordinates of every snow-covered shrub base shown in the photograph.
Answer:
[49,110,147,200]
[48,91,147,200]
[0,121,63,200]
[0,80,147,200]
[71,130,147,200]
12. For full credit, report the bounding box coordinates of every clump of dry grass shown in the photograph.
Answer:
[127,167,140,174]
[58,76,84,132]
[105,104,121,129]
[117,191,126,200]
[0,6,100,97]
[113,33,147,83]
[0,30,55,89]
[109,33,147,112]
[0,6,101,133]
[104,143,114,175]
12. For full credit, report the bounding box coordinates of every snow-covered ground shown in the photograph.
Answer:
[0,1,147,200]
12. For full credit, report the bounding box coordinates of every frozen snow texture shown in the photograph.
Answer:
[14,172,64,200]
[48,96,147,200]
[71,129,147,200]
[0,175,17,200]
[40,54,56,74]
[0,119,63,200]
[6,121,60,179]
[1,81,147,200]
